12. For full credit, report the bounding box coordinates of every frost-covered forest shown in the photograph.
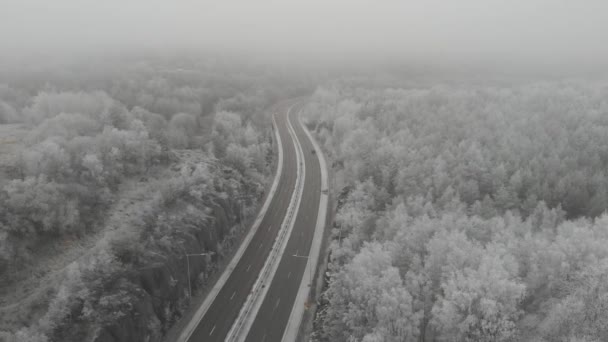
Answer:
[305,80,608,342]
[0,56,301,342]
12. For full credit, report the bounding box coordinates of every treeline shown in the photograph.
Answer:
[305,80,608,342]
[0,56,299,341]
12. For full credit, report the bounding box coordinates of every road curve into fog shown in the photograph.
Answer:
[182,101,312,342]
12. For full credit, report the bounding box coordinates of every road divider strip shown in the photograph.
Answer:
[226,103,307,342]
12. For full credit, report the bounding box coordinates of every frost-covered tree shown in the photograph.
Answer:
[1,176,80,235]
[308,80,608,342]
[324,242,420,342]
[0,101,19,123]
[168,112,198,148]
[431,251,524,342]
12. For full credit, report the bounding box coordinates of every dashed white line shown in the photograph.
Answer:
[209,325,216,336]
[230,291,236,300]
[274,297,281,311]
[287,271,291,279]
[246,264,251,272]
[259,243,263,249]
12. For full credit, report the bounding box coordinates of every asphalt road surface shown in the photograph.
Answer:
[244,105,323,342]
[185,101,300,342]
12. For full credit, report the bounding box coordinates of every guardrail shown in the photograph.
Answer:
[225,103,307,342]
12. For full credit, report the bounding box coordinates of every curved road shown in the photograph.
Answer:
[184,100,325,342]
[244,104,323,342]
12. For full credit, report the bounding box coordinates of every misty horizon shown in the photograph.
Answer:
[2,0,608,73]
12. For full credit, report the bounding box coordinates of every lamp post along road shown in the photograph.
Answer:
[234,194,254,232]
[292,253,312,287]
[185,252,215,298]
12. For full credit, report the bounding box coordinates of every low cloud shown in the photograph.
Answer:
[1,0,608,70]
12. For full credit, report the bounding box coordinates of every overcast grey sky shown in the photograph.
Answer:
[1,0,608,69]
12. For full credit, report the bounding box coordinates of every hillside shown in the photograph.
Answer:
[0,56,298,342]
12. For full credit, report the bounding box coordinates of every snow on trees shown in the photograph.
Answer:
[309,80,608,342]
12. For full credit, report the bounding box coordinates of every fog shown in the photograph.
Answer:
[2,0,608,70]
[5,2,608,342]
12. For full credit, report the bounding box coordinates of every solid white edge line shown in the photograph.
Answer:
[226,102,307,342]
[281,105,329,342]
[177,110,285,342]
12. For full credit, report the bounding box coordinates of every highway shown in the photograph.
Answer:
[183,101,325,342]
[242,104,323,342]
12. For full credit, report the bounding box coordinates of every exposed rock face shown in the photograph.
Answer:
[90,198,237,342]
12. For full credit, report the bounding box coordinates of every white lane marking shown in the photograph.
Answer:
[246,264,251,272]
[261,333,267,342]
[274,297,281,311]
[259,243,263,249]
[295,249,298,256]
[287,271,291,279]
[209,325,216,336]
[268,225,272,232]
[230,291,236,300]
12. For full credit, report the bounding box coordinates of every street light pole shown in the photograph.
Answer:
[185,252,214,298]
[292,253,312,286]
[186,253,191,297]
[233,194,254,232]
